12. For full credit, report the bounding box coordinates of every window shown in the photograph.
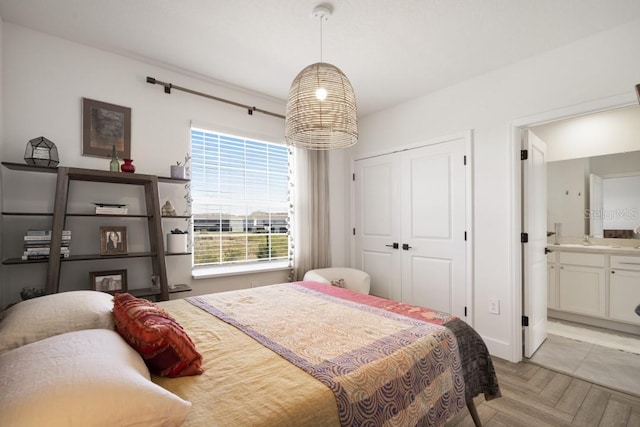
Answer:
[190,128,291,268]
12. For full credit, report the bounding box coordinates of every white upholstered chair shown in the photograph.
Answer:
[302,267,371,295]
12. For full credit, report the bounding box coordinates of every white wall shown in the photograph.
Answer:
[0,23,290,308]
[344,19,640,361]
[534,105,640,162]
[590,151,640,176]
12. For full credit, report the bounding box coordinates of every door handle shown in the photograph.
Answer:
[402,243,412,250]
[385,243,399,249]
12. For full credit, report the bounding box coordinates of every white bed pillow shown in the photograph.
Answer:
[0,290,114,354]
[0,328,191,427]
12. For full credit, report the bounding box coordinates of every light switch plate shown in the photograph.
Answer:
[489,298,500,315]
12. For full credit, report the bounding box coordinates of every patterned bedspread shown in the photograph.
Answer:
[309,282,501,404]
[186,282,499,426]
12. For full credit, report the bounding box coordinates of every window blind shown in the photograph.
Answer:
[190,128,291,266]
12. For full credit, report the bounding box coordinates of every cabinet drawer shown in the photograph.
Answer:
[611,255,640,271]
[559,252,605,267]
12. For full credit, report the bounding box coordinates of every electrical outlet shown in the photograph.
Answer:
[488,298,500,315]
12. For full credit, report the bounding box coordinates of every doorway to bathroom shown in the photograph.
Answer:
[514,95,640,372]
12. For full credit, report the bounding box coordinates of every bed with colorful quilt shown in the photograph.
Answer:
[154,281,500,426]
[0,282,500,427]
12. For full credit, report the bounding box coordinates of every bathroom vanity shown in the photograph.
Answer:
[547,243,640,333]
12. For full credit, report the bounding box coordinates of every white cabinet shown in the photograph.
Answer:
[549,249,640,328]
[547,252,558,309]
[558,252,606,317]
[610,256,640,325]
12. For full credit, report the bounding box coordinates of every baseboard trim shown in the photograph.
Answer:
[482,336,515,362]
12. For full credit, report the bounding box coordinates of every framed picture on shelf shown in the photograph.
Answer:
[90,269,127,294]
[100,226,128,255]
[82,98,131,159]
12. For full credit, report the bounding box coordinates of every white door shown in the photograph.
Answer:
[354,137,468,318]
[353,154,402,301]
[400,140,467,318]
[523,130,548,358]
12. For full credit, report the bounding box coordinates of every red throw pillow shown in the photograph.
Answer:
[112,293,203,377]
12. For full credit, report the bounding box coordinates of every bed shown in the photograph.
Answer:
[0,282,500,427]
[154,281,500,426]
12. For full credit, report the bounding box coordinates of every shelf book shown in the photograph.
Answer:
[95,207,128,214]
[94,203,128,215]
[25,229,71,237]
[22,229,71,260]
[24,235,71,242]
[22,251,70,261]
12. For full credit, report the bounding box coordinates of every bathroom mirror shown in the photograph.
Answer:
[547,151,640,238]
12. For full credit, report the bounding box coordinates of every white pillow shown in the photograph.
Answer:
[0,290,114,354]
[0,329,191,427]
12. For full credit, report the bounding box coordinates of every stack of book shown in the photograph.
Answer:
[95,203,128,215]
[23,229,71,260]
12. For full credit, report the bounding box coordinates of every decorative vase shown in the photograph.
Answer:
[121,158,135,173]
[171,165,186,179]
[109,145,120,172]
[167,233,188,253]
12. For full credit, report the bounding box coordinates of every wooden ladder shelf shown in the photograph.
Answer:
[47,167,170,301]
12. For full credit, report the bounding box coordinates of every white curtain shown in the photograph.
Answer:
[291,148,331,281]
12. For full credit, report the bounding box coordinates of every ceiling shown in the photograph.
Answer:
[1,0,640,117]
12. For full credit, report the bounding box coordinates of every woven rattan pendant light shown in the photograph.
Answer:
[285,4,358,150]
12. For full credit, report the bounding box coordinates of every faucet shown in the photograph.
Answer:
[583,235,591,246]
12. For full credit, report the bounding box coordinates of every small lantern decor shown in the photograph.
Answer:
[24,136,59,167]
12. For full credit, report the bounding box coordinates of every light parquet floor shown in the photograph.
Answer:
[446,357,640,427]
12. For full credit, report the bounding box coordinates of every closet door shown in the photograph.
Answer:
[400,139,467,318]
[353,153,402,300]
[354,135,468,319]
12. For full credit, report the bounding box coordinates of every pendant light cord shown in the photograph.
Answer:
[319,16,323,63]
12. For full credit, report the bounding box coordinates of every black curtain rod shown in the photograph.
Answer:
[146,76,285,120]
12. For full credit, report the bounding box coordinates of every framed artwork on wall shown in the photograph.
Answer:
[90,269,127,294]
[82,98,131,159]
